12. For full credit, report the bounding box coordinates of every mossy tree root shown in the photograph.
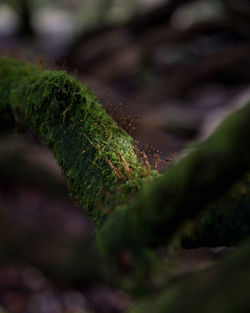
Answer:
[99,101,250,263]
[0,57,149,226]
[127,239,250,313]
[1,57,250,297]
[181,173,250,248]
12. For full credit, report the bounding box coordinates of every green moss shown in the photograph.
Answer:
[128,239,250,313]
[0,57,150,225]
[181,173,250,247]
[99,101,250,260]
[1,56,250,302]
[1,55,249,257]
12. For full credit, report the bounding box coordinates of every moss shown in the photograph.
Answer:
[99,101,250,262]
[1,57,250,301]
[127,239,250,313]
[181,173,250,247]
[1,55,249,257]
[0,57,151,225]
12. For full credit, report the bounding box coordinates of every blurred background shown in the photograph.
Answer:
[0,0,250,312]
[2,0,250,154]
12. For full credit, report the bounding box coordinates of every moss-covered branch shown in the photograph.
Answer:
[99,101,250,261]
[181,173,250,247]
[1,57,250,297]
[128,239,250,313]
[0,57,150,226]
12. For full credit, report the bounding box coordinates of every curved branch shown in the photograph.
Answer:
[1,57,250,296]
[99,101,250,263]
[128,239,250,313]
[0,57,149,226]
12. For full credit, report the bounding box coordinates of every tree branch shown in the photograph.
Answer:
[99,101,250,265]
[0,57,150,226]
[128,239,250,313]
